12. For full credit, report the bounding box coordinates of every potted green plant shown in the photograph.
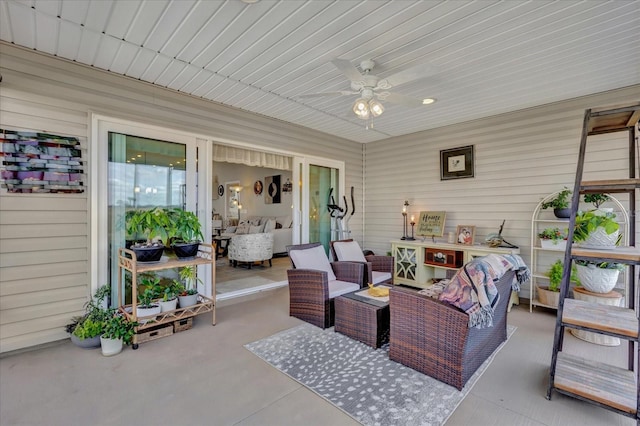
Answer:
[167,208,205,259]
[136,276,161,322]
[175,265,202,308]
[125,207,172,262]
[573,210,621,248]
[537,227,568,250]
[154,280,180,313]
[583,193,610,210]
[541,187,572,218]
[538,260,579,307]
[66,284,112,349]
[100,312,138,356]
[574,259,625,293]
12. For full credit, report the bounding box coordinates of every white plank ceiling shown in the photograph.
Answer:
[1,0,639,143]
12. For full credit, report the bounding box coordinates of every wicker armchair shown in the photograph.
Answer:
[330,239,393,285]
[388,270,515,390]
[287,243,365,329]
[228,232,273,268]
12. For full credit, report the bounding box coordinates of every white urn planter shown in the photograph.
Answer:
[575,263,620,293]
[100,336,123,356]
[158,298,178,313]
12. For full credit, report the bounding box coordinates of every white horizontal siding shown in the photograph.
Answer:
[364,85,640,297]
[0,42,363,352]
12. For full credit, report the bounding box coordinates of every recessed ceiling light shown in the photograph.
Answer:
[422,98,436,105]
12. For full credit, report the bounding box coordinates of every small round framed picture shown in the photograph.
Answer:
[217,185,224,197]
[254,180,263,195]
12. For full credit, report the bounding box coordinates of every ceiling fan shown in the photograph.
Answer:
[299,58,437,120]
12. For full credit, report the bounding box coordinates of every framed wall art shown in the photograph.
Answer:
[417,211,446,237]
[440,145,474,180]
[264,175,281,204]
[456,225,476,245]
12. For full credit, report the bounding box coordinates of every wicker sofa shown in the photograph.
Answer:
[388,269,515,390]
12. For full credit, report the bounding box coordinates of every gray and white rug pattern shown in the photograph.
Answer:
[246,322,516,426]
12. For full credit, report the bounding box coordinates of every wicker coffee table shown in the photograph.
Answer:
[334,288,390,348]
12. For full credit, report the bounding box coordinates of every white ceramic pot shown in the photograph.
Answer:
[158,298,178,313]
[581,227,619,248]
[540,239,567,251]
[178,294,198,308]
[136,304,161,324]
[100,336,123,356]
[575,264,620,293]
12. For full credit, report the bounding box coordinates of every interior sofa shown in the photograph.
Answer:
[388,269,515,390]
[221,215,292,255]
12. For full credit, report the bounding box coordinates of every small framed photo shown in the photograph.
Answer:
[441,145,474,180]
[456,225,476,245]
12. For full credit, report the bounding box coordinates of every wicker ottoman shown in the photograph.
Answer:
[334,289,390,348]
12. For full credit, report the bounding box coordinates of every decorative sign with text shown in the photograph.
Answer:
[417,211,446,237]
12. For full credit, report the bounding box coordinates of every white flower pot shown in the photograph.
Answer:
[540,239,567,251]
[136,304,161,324]
[575,264,620,293]
[178,294,198,308]
[581,227,619,248]
[158,298,178,313]
[100,336,123,356]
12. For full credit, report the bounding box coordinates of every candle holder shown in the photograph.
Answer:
[401,200,409,240]
[407,218,416,241]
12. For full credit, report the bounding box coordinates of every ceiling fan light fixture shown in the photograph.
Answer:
[353,98,370,119]
[422,98,436,105]
[369,99,384,117]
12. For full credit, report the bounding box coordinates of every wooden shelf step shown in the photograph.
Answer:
[571,246,640,264]
[580,179,640,193]
[554,352,637,415]
[562,299,638,339]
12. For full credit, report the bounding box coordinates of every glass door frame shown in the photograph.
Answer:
[292,156,345,245]
[91,115,211,298]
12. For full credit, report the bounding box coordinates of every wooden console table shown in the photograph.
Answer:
[391,239,520,289]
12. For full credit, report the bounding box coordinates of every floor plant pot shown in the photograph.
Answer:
[178,294,198,308]
[172,242,200,259]
[575,264,620,293]
[158,298,178,313]
[100,336,123,356]
[136,304,161,324]
[536,285,559,308]
[70,334,101,349]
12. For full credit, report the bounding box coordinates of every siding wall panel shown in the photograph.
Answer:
[0,43,363,352]
[365,85,640,297]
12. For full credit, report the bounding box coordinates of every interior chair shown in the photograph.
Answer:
[388,269,515,390]
[330,239,393,285]
[287,243,365,329]
[228,232,273,268]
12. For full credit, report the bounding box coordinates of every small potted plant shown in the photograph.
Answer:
[125,207,171,262]
[100,312,138,356]
[538,227,568,250]
[574,260,625,293]
[541,187,572,218]
[538,260,579,307]
[175,265,202,308]
[583,193,610,210]
[66,284,111,349]
[573,210,621,248]
[136,276,161,322]
[167,208,205,259]
[155,280,180,313]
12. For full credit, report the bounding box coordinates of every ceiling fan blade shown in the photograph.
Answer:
[380,92,425,108]
[298,90,358,99]
[331,59,364,82]
[378,62,437,88]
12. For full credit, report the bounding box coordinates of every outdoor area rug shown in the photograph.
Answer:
[245,322,516,426]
